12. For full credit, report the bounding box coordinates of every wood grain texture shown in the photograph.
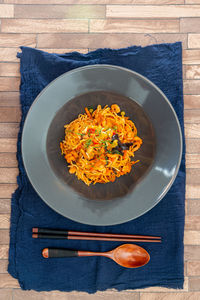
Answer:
[181,18,200,33]
[0,153,17,167]
[0,92,20,106]
[186,139,200,153]
[0,199,11,213]
[187,200,200,216]
[184,80,200,94]
[0,289,12,300]
[0,107,21,122]
[0,5,14,18]
[185,66,200,80]
[0,139,17,152]
[0,274,19,288]
[0,168,18,183]
[0,184,17,198]
[14,5,105,19]
[0,77,20,92]
[185,231,200,245]
[0,230,9,244]
[185,245,200,260]
[0,215,10,229]
[0,63,19,77]
[0,260,8,273]
[187,262,200,276]
[38,48,88,54]
[90,19,179,33]
[189,277,200,291]
[107,5,200,18]
[186,154,200,169]
[183,50,200,65]
[185,216,200,230]
[37,33,187,49]
[0,245,9,259]
[2,19,89,33]
[0,34,36,47]
[0,124,19,138]
[4,0,185,3]
[184,95,200,109]
[0,49,19,63]
[140,292,200,300]
[186,0,200,3]
[188,34,200,49]
[185,110,200,123]
[13,290,139,300]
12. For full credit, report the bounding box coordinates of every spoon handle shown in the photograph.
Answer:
[42,248,78,258]
[42,248,110,258]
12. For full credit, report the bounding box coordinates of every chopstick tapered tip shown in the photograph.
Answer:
[32,228,38,233]
[42,248,49,258]
[32,233,38,238]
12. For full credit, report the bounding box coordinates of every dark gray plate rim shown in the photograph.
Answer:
[22,64,183,226]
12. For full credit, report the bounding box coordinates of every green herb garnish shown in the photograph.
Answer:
[112,150,123,156]
[85,139,92,148]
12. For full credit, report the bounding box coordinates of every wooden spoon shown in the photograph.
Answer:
[42,244,150,268]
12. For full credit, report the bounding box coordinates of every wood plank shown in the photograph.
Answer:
[0,107,21,122]
[0,77,20,92]
[0,199,11,214]
[186,183,200,199]
[189,277,200,291]
[0,261,8,274]
[14,5,105,18]
[4,0,185,3]
[185,124,200,138]
[0,139,17,152]
[90,19,179,33]
[0,184,17,198]
[186,138,200,153]
[181,18,200,33]
[183,50,200,65]
[38,48,88,54]
[0,5,14,18]
[186,0,200,3]
[188,200,200,216]
[0,49,19,63]
[2,19,88,33]
[37,33,187,49]
[184,95,200,109]
[0,153,17,167]
[0,230,9,244]
[0,215,10,229]
[185,245,200,260]
[187,261,200,276]
[188,34,200,49]
[0,168,18,184]
[0,34,36,47]
[106,5,200,18]
[186,169,200,185]
[0,245,9,259]
[186,154,200,169]
[185,65,200,80]
[184,110,200,123]
[184,231,200,245]
[0,289,12,300]
[0,92,20,106]
[0,123,19,138]
[0,273,19,288]
[140,292,200,300]
[185,216,200,230]
[184,80,200,94]
[0,63,19,77]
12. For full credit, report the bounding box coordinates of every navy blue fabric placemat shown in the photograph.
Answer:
[8,42,185,293]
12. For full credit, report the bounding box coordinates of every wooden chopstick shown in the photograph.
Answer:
[32,228,161,242]
[32,233,161,243]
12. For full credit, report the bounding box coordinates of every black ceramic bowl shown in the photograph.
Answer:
[22,65,182,226]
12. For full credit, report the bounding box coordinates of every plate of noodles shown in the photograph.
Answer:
[22,65,182,226]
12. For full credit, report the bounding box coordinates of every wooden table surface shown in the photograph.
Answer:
[0,1,200,299]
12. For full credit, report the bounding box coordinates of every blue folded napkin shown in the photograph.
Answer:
[8,42,185,293]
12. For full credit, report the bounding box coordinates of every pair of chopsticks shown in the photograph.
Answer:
[32,228,161,243]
